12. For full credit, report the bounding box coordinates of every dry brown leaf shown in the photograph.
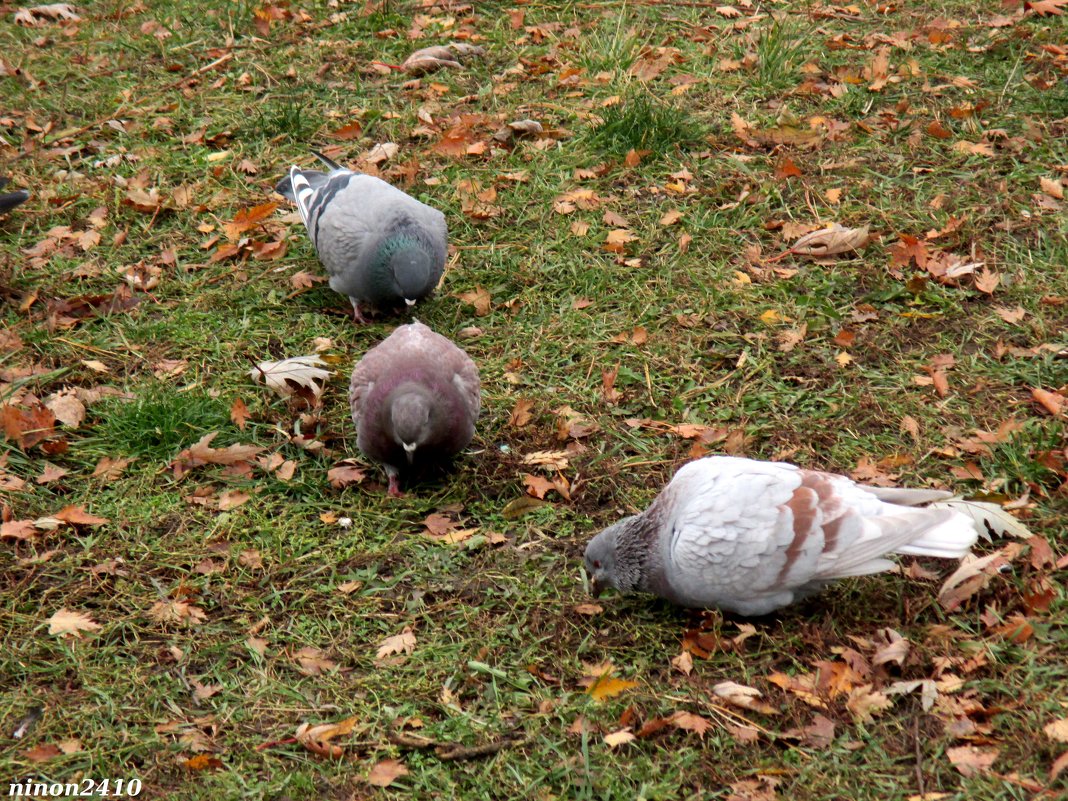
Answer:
[1039,176,1064,199]
[509,398,534,428]
[230,398,250,430]
[974,266,1000,294]
[1031,387,1065,416]
[946,745,998,777]
[712,681,777,714]
[14,4,80,26]
[45,391,86,429]
[456,286,492,316]
[148,600,207,626]
[327,461,366,488]
[1045,718,1068,743]
[790,223,869,257]
[54,505,108,526]
[91,456,132,480]
[846,685,893,722]
[294,646,336,676]
[367,757,409,786]
[47,608,100,638]
[23,744,63,762]
[171,433,264,479]
[1,519,38,541]
[376,627,416,661]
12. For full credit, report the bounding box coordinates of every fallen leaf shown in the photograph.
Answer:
[170,433,264,479]
[47,608,100,638]
[587,673,638,702]
[250,355,332,400]
[1,520,38,541]
[1043,718,1068,743]
[22,744,63,762]
[846,685,893,722]
[35,463,68,484]
[53,505,108,526]
[367,757,409,786]
[401,43,484,75]
[790,223,869,257]
[218,490,250,511]
[376,627,416,661]
[147,600,207,626]
[1031,387,1065,416]
[974,267,1000,294]
[327,461,366,488]
[509,398,534,427]
[14,4,80,27]
[712,681,777,714]
[669,711,713,739]
[947,745,999,777]
[456,286,492,316]
[1039,176,1064,199]
[45,392,86,428]
[603,728,635,748]
[230,398,250,430]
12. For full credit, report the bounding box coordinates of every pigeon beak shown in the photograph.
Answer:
[402,442,417,464]
[590,577,603,598]
[404,298,417,307]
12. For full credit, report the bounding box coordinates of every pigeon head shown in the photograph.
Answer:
[389,390,432,463]
[584,516,645,597]
[386,240,435,303]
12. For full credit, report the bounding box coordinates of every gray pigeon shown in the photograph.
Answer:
[275,152,447,322]
[349,321,480,496]
[0,177,29,214]
[584,456,1024,615]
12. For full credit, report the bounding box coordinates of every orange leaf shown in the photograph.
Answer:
[1031,388,1065,416]
[587,673,638,702]
[54,505,108,526]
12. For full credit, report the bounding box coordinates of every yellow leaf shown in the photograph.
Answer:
[587,673,638,701]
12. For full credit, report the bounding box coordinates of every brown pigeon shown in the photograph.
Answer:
[349,321,480,496]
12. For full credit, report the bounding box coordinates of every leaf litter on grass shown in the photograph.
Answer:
[1,0,1067,798]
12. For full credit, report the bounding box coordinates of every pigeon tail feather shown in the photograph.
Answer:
[311,149,342,171]
[816,508,972,579]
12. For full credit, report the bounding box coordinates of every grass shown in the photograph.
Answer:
[1,1,1066,799]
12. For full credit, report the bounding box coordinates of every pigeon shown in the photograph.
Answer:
[275,151,447,322]
[584,456,1027,615]
[0,177,29,214]
[349,321,480,496]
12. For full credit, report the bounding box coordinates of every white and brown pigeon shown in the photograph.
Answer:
[275,151,447,322]
[584,456,1025,615]
[349,321,480,496]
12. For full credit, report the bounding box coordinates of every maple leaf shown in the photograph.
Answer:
[845,685,893,722]
[669,710,714,738]
[327,461,366,488]
[47,608,101,638]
